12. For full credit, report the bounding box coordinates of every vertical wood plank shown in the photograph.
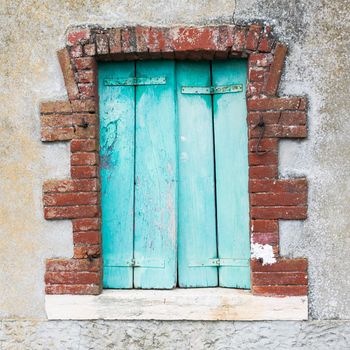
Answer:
[98,62,135,288]
[133,60,177,289]
[212,59,251,289]
[177,61,218,287]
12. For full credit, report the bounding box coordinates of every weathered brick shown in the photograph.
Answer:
[246,24,262,51]
[71,152,98,166]
[71,165,98,179]
[75,57,96,70]
[77,70,96,83]
[70,45,83,58]
[251,219,279,233]
[41,114,72,128]
[250,192,307,206]
[252,272,308,285]
[249,125,307,138]
[74,245,101,259]
[264,43,288,95]
[72,218,100,231]
[251,258,307,272]
[78,83,96,98]
[248,97,305,111]
[249,53,274,67]
[252,285,307,296]
[67,29,91,46]
[41,127,74,141]
[46,258,101,272]
[248,68,267,82]
[249,179,308,193]
[250,206,307,220]
[96,33,109,55]
[73,231,100,245]
[44,205,99,219]
[43,179,99,193]
[46,284,101,295]
[71,139,97,152]
[108,28,122,54]
[83,43,96,56]
[45,271,100,284]
[249,152,278,166]
[40,101,72,114]
[43,192,98,206]
[249,165,278,179]
[252,232,279,245]
[71,99,96,112]
[57,48,79,100]
[248,138,278,153]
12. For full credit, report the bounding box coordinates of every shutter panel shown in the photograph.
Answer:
[177,61,218,287]
[212,59,251,288]
[99,62,135,288]
[133,61,177,288]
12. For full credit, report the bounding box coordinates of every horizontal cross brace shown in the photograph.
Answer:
[106,258,165,268]
[189,258,250,267]
[181,84,243,95]
[104,77,167,86]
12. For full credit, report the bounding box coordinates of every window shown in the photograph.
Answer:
[98,59,250,290]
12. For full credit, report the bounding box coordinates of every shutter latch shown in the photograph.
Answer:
[189,258,249,267]
[181,84,243,95]
[104,77,166,86]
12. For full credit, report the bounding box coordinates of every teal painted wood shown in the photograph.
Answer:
[133,61,177,289]
[99,62,135,288]
[176,61,218,287]
[212,59,251,289]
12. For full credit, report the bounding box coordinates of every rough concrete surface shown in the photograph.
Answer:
[0,0,350,347]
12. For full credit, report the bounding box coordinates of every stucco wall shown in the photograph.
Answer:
[0,0,350,347]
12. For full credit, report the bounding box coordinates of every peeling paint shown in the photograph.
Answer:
[251,243,276,265]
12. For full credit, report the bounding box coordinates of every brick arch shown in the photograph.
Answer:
[41,24,308,296]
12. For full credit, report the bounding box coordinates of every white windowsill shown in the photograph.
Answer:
[45,288,308,321]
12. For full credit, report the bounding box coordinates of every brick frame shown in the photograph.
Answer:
[42,24,308,296]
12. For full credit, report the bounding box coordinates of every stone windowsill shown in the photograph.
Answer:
[45,288,308,321]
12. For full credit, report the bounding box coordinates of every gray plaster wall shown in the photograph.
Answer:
[1,0,350,347]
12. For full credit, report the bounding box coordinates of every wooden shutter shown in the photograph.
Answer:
[99,60,250,289]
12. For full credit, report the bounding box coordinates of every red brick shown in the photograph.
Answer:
[251,219,278,233]
[71,152,98,166]
[83,43,96,56]
[249,68,267,82]
[249,178,307,193]
[46,258,101,272]
[73,231,100,245]
[41,127,74,141]
[40,101,72,114]
[248,53,273,67]
[279,111,307,125]
[71,99,96,112]
[248,111,281,125]
[45,271,100,284]
[249,165,278,179]
[249,152,278,166]
[44,205,99,219]
[248,97,305,111]
[75,57,96,70]
[252,285,307,296]
[248,138,278,153]
[250,206,307,220]
[46,284,101,295]
[70,45,83,58]
[43,179,99,193]
[264,43,287,95]
[249,125,307,138]
[258,25,274,52]
[252,272,308,285]
[247,82,264,97]
[251,258,307,272]
[73,125,97,139]
[78,83,96,98]
[96,33,109,55]
[67,29,91,46]
[251,192,307,206]
[108,28,122,54]
[231,27,246,53]
[41,114,72,127]
[57,48,79,100]
[77,70,96,84]
[135,26,150,52]
[72,218,100,231]
[71,139,97,152]
[246,24,262,51]
[121,27,137,53]
[71,166,98,179]
[74,245,101,259]
[252,232,279,245]
[43,192,98,206]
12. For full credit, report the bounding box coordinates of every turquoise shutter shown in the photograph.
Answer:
[99,60,250,290]
[212,59,250,288]
[99,62,135,288]
[177,62,218,287]
[133,61,177,289]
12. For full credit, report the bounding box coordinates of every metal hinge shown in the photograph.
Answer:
[189,258,249,267]
[181,84,243,95]
[104,77,166,86]
[106,258,165,268]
